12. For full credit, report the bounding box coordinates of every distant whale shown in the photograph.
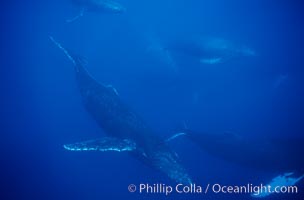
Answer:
[151,36,256,67]
[171,36,256,64]
[49,37,192,184]
[67,0,126,22]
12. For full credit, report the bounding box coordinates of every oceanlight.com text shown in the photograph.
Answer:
[127,183,299,196]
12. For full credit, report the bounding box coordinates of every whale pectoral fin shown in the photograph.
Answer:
[66,8,86,23]
[106,85,119,96]
[165,132,187,142]
[200,57,222,64]
[251,172,304,198]
[63,137,136,152]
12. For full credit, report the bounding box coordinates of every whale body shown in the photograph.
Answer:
[167,36,256,65]
[50,37,192,184]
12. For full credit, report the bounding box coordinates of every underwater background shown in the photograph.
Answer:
[1,0,304,199]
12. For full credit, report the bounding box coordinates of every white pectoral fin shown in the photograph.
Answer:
[106,84,119,96]
[165,132,187,142]
[251,172,304,198]
[66,8,86,23]
[64,137,137,152]
[200,57,223,64]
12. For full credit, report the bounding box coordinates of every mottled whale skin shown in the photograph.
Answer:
[50,37,192,184]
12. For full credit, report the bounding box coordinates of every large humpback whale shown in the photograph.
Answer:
[67,0,126,22]
[49,37,192,184]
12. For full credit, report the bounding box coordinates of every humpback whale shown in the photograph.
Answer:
[179,130,304,172]
[49,37,192,184]
[166,36,256,65]
[175,130,304,197]
[67,0,126,22]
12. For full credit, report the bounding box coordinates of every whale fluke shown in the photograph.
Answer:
[64,137,137,152]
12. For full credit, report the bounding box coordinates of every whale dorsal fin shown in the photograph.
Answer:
[64,137,136,152]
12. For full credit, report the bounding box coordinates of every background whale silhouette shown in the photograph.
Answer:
[182,130,304,173]
[171,130,304,198]
[71,0,125,13]
[67,0,125,22]
[147,35,256,70]
[169,36,255,63]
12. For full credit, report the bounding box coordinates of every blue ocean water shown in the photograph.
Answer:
[1,0,304,199]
